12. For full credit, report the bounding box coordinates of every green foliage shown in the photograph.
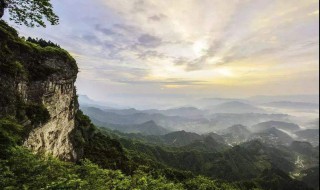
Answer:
[301,167,319,190]
[0,20,77,81]
[2,0,59,27]
[0,146,84,189]
[74,109,133,173]
[0,112,314,190]
[76,110,93,128]
[83,132,130,171]
[99,129,313,190]
[71,110,92,148]
[0,118,23,156]
[76,159,130,190]
[25,103,50,125]
[0,60,26,77]
[253,168,313,190]
[184,176,240,190]
[0,146,189,190]
[130,169,184,190]
[26,37,60,48]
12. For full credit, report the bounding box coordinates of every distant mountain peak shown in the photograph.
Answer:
[141,120,157,126]
[250,127,294,145]
[252,121,300,133]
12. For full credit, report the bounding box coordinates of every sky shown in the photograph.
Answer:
[5,0,319,108]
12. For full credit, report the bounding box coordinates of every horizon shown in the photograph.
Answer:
[4,0,319,108]
[78,93,320,110]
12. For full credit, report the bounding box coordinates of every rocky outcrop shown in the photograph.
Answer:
[24,79,78,161]
[0,20,79,161]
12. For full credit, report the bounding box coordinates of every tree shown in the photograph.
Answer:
[0,0,59,27]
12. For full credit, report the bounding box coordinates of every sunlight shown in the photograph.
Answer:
[193,39,209,57]
[217,68,234,77]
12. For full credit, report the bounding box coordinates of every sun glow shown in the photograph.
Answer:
[193,39,209,57]
[217,68,234,77]
[207,56,223,65]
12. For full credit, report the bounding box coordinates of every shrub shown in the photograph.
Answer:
[25,104,50,125]
[26,37,60,48]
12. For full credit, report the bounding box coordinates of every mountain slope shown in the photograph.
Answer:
[181,136,228,152]
[250,127,294,145]
[295,129,319,146]
[81,106,213,133]
[220,125,252,145]
[162,130,203,146]
[81,106,195,126]
[94,119,170,135]
[252,121,300,132]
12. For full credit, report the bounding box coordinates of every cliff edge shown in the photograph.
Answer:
[0,20,79,161]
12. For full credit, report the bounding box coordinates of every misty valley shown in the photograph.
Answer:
[79,95,319,189]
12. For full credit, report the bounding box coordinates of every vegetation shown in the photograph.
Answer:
[301,167,319,190]
[0,117,244,190]
[0,97,315,190]
[1,113,313,189]
[97,128,315,190]
[25,103,50,125]
[0,20,77,81]
[0,146,187,189]
[0,0,59,27]
[0,118,23,157]
[26,37,60,48]
[0,61,25,77]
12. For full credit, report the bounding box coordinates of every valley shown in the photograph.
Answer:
[79,94,319,189]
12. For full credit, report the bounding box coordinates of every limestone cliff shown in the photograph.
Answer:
[0,20,79,161]
[23,79,78,161]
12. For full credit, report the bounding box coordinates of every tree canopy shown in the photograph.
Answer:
[0,0,59,27]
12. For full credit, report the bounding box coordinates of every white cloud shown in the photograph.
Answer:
[7,0,319,103]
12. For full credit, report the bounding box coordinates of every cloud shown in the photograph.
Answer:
[138,34,162,47]
[9,0,319,101]
[149,14,167,21]
[81,34,102,45]
[132,0,147,13]
[113,24,138,34]
[95,25,117,36]
[116,78,205,86]
[137,50,166,60]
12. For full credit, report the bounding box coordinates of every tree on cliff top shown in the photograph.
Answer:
[0,0,58,27]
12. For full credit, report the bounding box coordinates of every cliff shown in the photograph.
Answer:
[0,20,79,161]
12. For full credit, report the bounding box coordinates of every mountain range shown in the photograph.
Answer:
[206,101,267,114]
[263,101,319,110]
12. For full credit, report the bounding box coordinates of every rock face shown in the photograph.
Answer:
[24,78,78,161]
[0,20,79,161]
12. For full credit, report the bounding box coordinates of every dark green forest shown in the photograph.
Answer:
[0,110,314,190]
